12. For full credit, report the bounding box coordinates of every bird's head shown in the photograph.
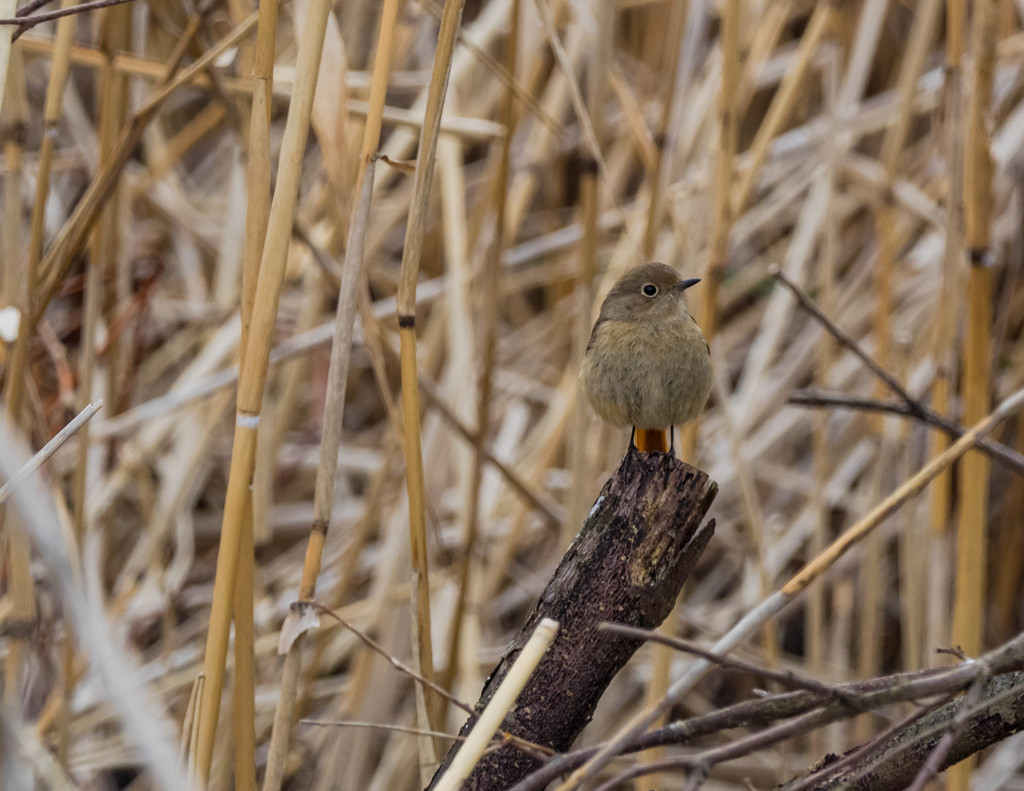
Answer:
[598,262,700,322]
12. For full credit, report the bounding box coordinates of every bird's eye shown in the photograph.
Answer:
[642,284,658,297]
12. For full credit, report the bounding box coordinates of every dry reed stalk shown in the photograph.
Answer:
[734,0,790,117]
[566,0,612,540]
[1,46,37,713]
[556,385,1024,791]
[432,618,558,791]
[949,1,997,775]
[698,0,739,343]
[952,0,998,776]
[66,5,131,758]
[533,0,625,234]
[192,0,336,781]
[641,2,740,780]
[1,45,25,300]
[261,160,377,791]
[926,0,965,669]
[434,129,478,697]
[856,0,939,738]
[440,0,519,704]
[952,0,997,630]
[291,0,421,776]
[97,2,133,420]
[640,0,685,259]
[503,20,579,240]
[647,0,707,250]
[29,7,259,329]
[26,0,75,297]
[229,0,280,785]
[61,3,99,745]
[731,2,831,215]
[394,0,468,763]
[231,494,257,791]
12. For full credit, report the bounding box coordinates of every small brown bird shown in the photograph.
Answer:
[580,262,712,452]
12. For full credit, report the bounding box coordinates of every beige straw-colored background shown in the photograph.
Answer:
[2,0,1024,788]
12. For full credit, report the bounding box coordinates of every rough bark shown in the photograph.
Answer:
[778,671,1024,791]
[427,446,717,790]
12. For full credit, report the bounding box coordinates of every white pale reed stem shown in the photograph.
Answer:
[433,618,559,791]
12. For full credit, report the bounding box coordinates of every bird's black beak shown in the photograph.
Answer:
[676,278,701,292]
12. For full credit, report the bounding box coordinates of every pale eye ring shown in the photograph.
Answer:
[642,283,658,297]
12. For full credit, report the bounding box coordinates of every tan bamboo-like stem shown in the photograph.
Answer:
[927,0,964,667]
[0,45,35,711]
[441,0,519,703]
[394,0,467,759]
[192,0,335,781]
[953,0,996,661]
[231,498,257,791]
[567,0,612,542]
[229,1,279,786]
[239,0,279,356]
[677,0,742,462]
[950,6,996,788]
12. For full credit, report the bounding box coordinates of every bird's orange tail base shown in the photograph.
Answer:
[635,428,668,453]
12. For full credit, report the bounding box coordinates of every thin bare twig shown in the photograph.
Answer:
[300,719,465,742]
[2,0,137,38]
[308,602,555,761]
[789,389,1024,476]
[771,266,919,411]
[0,401,103,505]
[599,623,855,701]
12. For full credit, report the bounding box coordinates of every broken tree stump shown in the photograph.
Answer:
[427,446,718,790]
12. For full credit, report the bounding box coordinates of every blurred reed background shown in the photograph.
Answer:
[1,0,1024,788]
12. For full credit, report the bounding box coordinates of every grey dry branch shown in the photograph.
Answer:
[598,623,858,701]
[770,266,919,408]
[1,0,137,38]
[782,699,950,791]
[511,629,1024,791]
[777,672,1024,791]
[789,389,1024,476]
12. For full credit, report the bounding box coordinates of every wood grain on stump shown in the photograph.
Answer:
[428,446,717,790]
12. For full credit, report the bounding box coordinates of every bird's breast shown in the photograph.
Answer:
[581,313,712,429]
